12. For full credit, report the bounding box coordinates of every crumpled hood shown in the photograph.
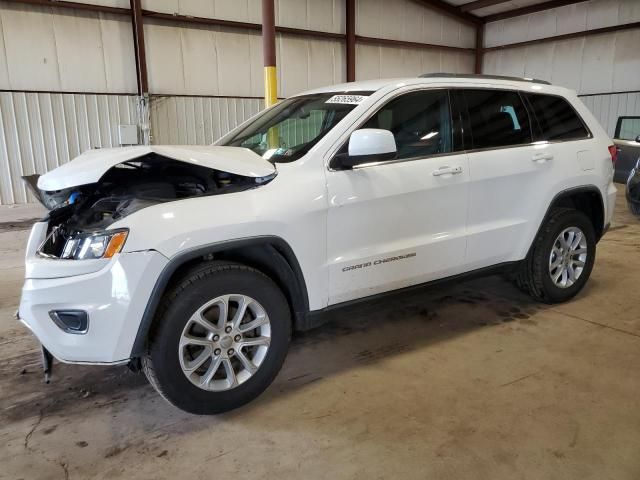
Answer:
[37,145,276,191]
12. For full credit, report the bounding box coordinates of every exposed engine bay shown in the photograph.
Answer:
[25,153,275,258]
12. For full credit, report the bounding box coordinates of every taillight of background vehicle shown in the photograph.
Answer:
[608,145,618,164]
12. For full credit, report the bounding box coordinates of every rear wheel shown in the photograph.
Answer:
[142,261,291,414]
[514,208,596,303]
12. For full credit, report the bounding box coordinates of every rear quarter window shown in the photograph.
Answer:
[524,93,590,141]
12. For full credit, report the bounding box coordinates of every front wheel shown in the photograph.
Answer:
[514,208,596,303]
[142,262,291,414]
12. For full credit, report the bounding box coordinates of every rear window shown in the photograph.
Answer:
[524,93,590,141]
[463,89,532,149]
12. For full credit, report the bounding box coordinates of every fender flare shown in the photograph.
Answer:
[129,236,309,358]
[526,185,606,259]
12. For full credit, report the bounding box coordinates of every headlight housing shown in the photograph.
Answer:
[39,228,129,260]
[61,229,129,260]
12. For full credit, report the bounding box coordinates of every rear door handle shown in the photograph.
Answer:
[432,166,463,176]
[532,153,554,162]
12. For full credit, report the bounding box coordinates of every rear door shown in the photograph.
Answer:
[455,88,552,269]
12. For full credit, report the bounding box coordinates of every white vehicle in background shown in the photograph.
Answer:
[18,74,617,414]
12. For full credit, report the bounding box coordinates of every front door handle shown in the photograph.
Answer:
[532,153,554,162]
[432,166,463,176]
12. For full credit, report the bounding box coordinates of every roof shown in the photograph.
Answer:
[300,73,571,97]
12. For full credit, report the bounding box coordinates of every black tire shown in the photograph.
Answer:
[514,208,596,304]
[142,261,291,414]
[629,201,640,217]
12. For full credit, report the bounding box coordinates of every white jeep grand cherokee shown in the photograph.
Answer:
[19,74,617,414]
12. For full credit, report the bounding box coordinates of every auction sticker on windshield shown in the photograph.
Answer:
[325,94,367,105]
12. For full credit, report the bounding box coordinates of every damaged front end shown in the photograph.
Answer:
[26,149,276,260]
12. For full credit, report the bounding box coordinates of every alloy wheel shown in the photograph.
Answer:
[548,226,588,288]
[178,294,271,391]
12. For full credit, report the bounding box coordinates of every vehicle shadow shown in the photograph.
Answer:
[240,274,546,414]
[1,273,545,427]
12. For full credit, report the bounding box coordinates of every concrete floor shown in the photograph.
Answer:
[1,190,639,480]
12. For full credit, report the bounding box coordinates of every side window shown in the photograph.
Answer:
[361,90,453,160]
[524,93,590,141]
[464,89,532,149]
[615,117,640,141]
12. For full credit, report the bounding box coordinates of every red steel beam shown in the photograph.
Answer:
[346,0,356,82]
[130,0,148,95]
[356,35,476,53]
[475,25,484,73]
[141,10,345,40]
[484,0,588,23]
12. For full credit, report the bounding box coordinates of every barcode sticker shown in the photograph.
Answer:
[325,94,367,105]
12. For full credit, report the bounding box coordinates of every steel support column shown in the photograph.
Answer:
[130,0,150,145]
[262,0,278,108]
[346,0,356,82]
[130,0,148,95]
[475,24,484,74]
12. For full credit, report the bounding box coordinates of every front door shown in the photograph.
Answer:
[326,89,469,305]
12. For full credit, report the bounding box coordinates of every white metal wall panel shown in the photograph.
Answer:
[141,0,261,23]
[485,0,640,48]
[356,0,475,48]
[474,0,540,17]
[0,92,138,204]
[613,28,640,93]
[145,19,345,98]
[580,92,640,138]
[145,21,263,97]
[140,0,343,31]
[277,0,345,34]
[484,30,640,95]
[82,0,130,7]
[0,2,136,93]
[278,36,345,97]
[355,44,474,80]
[149,96,262,146]
[0,5,12,88]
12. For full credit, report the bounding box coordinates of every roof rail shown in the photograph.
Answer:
[418,73,551,85]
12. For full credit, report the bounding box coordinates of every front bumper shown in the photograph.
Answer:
[18,225,168,364]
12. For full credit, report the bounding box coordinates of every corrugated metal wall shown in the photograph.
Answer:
[579,92,640,138]
[354,0,475,80]
[482,0,640,95]
[0,0,478,204]
[149,96,262,145]
[0,92,138,204]
[0,1,137,93]
[480,0,640,141]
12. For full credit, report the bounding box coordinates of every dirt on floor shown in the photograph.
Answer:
[0,190,639,480]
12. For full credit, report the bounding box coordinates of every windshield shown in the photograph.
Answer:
[221,92,372,163]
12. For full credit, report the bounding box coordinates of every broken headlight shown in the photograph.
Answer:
[39,228,128,260]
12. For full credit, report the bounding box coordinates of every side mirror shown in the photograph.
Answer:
[333,129,397,169]
[635,134,640,143]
